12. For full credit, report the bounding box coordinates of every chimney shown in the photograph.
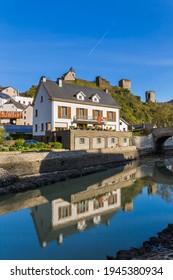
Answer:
[40,76,46,82]
[104,88,109,93]
[57,78,63,87]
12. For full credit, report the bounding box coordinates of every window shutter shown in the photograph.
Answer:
[76,108,79,117]
[107,111,109,121]
[86,201,89,211]
[84,109,88,117]
[58,207,62,219]
[68,205,72,216]
[68,107,71,119]
[58,106,61,118]
[114,112,116,122]
[93,110,95,119]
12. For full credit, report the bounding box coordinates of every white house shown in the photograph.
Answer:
[0,98,26,124]
[12,95,33,106]
[33,76,121,139]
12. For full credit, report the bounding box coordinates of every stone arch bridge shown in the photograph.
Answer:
[152,127,173,150]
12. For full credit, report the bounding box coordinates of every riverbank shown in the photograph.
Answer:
[0,147,138,194]
[108,224,173,260]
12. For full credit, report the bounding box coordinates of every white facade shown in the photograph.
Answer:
[33,84,52,135]
[53,100,120,130]
[12,95,33,106]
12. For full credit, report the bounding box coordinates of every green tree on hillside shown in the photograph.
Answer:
[22,85,37,97]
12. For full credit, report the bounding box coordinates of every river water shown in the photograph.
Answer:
[0,155,173,260]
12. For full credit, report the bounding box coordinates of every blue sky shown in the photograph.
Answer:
[1,0,173,102]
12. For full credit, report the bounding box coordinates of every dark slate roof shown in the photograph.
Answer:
[0,92,11,99]
[42,80,119,107]
[4,98,27,110]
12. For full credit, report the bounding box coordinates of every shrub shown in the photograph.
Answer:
[48,142,62,149]
[0,126,5,144]
[9,147,17,151]
[36,142,47,149]
[15,139,24,148]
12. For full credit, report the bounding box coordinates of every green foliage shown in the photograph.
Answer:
[0,125,6,144]
[48,142,62,149]
[21,85,37,97]
[109,87,173,127]
[65,79,100,89]
[36,142,47,149]
[15,138,24,148]
[0,138,62,152]
[9,147,17,151]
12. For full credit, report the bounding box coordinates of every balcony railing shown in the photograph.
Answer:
[73,115,107,124]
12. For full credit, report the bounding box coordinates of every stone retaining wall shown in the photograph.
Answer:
[0,146,138,177]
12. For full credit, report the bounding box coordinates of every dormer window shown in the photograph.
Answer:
[91,94,100,103]
[74,91,86,101]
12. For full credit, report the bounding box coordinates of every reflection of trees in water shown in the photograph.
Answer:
[157,184,173,203]
[121,179,148,207]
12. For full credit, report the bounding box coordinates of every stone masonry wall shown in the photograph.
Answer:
[0,147,138,177]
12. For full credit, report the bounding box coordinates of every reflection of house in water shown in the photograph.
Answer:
[32,189,121,247]
[31,164,138,248]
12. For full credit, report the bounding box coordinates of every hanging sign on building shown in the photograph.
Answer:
[0,111,22,119]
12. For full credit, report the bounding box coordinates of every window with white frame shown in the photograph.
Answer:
[62,107,68,117]
[108,111,114,121]
[92,94,100,102]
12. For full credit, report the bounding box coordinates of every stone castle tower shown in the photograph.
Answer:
[118,79,131,91]
[145,91,155,102]
[61,67,76,81]
[96,76,110,88]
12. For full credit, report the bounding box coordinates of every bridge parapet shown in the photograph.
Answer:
[152,127,173,150]
[152,127,173,140]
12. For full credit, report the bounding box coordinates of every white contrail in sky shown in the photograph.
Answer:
[88,20,116,56]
